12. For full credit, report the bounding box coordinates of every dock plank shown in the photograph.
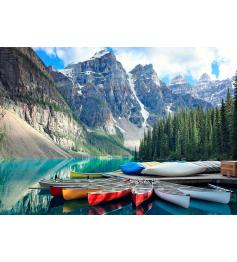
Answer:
[104,172,237,185]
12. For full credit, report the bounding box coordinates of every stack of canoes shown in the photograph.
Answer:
[119,161,221,177]
[39,172,231,210]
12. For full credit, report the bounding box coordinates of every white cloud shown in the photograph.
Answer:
[215,48,237,79]
[55,47,104,66]
[35,47,104,66]
[114,47,219,82]
[36,47,237,81]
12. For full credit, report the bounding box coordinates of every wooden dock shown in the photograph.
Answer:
[105,172,237,185]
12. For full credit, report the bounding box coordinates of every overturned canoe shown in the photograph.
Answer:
[70,171,104,179]
[153,182,190,208]
[160,181,231,204]
[131,182,153,207]
[88,186,131,206]
[142,162,206,177]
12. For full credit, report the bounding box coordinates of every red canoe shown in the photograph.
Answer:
[88,187,131,206]
[50,186,63,197]
[131,183,153,207]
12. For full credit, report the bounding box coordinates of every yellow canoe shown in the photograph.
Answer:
[62,188,101,201]
[70,170,121,179]
[70,171,104,179]
[142,162,160,168]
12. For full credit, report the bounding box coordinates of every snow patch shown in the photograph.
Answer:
[128,73,150,128]
[166,103,173,114]
[58,68,74,79]
[90,49,110,59]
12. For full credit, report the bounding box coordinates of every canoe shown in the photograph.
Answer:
[142,162,206,177]
[70,171,104,179]
[131,182,153,207]
[159,181,231,204]
[153,182,190,208]
[120,162,145,174]
[62,188,100,201]
[50,186,63,197]
[88,186,131,206]
[161,181,231,204]
[142,162,160,168]
[39,178,119,189]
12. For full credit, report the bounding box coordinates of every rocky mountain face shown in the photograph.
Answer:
[169,73,234,106]
[0,48,86,152]
[130,64,211,125]
[169,74,193,95]
[52,50,143,134]
[53,51,212,132]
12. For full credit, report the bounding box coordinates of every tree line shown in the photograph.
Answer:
[137,72,237,161]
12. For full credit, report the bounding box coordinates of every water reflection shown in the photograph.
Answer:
[0,157,130,214]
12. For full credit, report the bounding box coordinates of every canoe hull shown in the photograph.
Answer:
[62,188,100,201]
[70,171,104,179]
[50,186,63,197]
[142,162,206,177]
[132,191,153,207]
[178,188,231,204]
[88,188,131,206]
[154,188,190,208]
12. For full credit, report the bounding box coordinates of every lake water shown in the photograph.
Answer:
[0,158,237,215]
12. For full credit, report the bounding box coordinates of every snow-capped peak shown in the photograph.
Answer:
[199,73,211,82]
[90,49,111,59]
[170,74,187,85]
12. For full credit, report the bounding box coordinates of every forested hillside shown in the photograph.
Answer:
[138,73,237,161]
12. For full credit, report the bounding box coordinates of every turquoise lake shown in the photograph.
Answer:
[0,157,237,215]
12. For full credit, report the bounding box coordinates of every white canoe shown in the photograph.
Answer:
[153,183,190,208]
[142,162,206,177]
[160,181,231,204]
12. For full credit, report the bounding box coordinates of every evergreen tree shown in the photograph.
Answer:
[134,147,138,161]
[233,72,237,159]
[220,99,229,158]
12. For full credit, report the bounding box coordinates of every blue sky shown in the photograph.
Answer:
[35,47,235,84]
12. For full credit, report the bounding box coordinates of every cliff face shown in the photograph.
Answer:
[52,50,143,132]
[0,48,86,152]
[130,64,212,125]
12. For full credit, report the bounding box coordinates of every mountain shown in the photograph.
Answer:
[0,48,222,156]
[169,74,193,95]
[0,48,131,157]
[169,73,234,106]
[130,65,211,125]
[52,50,143,133]
[194,73,234,106]
[53,51,211,132]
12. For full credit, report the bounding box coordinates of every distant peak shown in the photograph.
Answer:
[170,74,187,85]
[130,64,154,74]
[199,73,211,82]
[90,49,113,60]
